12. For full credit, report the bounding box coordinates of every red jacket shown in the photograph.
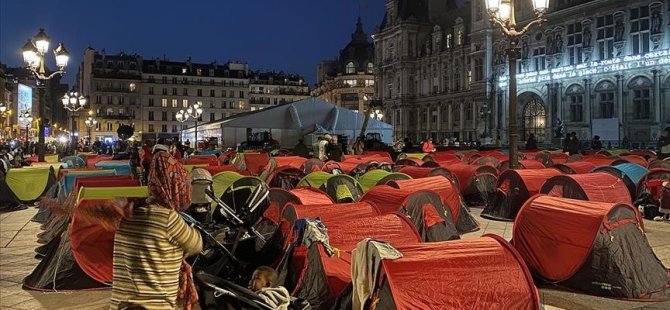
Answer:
[422,141,436,153]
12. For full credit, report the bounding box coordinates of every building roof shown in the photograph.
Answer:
[141,58,249,79]
[380,0,430,29]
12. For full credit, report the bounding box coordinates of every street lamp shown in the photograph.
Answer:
[485,0,548,169]
[22,28,70,162]
[176,101,203,153]
[479,104,492,144]
[62,90,87,153]
[18,111,33,141]
[369,109,384,121]
[84,117,97,143]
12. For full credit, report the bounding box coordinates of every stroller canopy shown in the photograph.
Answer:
[593,163,649,201]
[482,168,563,221]
[351,236,540,310]
[211,171,270,225]
[513,195,669,300]
[540,172,633,205]
[357,170,410,192]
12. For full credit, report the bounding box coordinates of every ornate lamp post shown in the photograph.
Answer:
[485,0,548,169]
[84,117,97,143]
[18,111,33,141]
[61,90,87,153]
[176,101,203,153]
[22,28,70,161]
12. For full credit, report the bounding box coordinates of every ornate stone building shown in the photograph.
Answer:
[314,18,375,113]
[374,0,669,146]
[491,0,670,146]
[249,71,310,111]
[374,0,488,143]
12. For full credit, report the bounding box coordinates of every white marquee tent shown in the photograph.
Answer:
[182,97,393,148]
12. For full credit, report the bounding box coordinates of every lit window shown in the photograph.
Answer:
[629,6,650,55]
[182,68,187,74]
[182,99,188,108]
[172,99,177,108]
[161,99,168,107]
[346,62,355,74]
[596,14,615,60]
[366,62,374,74]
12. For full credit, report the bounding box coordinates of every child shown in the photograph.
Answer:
[249,266,291,310]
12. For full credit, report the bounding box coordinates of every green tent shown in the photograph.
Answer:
[297,171,333,189]
[358,170,411,192]
[4,167,56,203]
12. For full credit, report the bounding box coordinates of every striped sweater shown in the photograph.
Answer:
[110,205,203,310]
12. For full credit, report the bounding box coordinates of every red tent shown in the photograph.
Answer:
[284,214,421,309]
[270,156,308,170]
[425,151,461,163]
[360,151,393,163]
[262,187,333,226]
[637,169,670,203]
[579,156,629,167]
[388,176,479,233]
[74,176,139,193]
[394,157,424,167]
[482,168,563,221]
[184,155,219,166]
[513,195,669,300]
[237,152,270,175]
[443,163,498,207]
[535,152,569,166]
[396,166,460,189]
[359,186,459,241]
[353,235,540,310]
[540,172,632,205]
[264,166,306,189]
[282,202,381,225]
[622,154,649,168]
[552,161,597,174]
[471,156,501,168]
[498,159,546,170]
[301,158,325,173]
[649,159,670,170]
[218,150,237,165]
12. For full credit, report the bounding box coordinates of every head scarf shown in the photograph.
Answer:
[147,151,191,210]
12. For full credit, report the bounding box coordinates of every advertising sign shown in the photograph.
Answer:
[17,84,32,122]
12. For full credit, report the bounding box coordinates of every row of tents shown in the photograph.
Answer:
[3,148,669,309]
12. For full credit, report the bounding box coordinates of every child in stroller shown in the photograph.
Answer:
[249,266,291,310]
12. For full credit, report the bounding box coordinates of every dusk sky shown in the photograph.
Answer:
[0,0,386,86]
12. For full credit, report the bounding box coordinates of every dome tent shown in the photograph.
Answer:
[513,195,670,300]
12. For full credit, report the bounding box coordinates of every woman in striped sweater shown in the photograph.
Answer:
[111,151,203,310]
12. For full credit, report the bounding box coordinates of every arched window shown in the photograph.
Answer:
[367,62,374,74]
[346,62,356,74]
[523,96,546,142]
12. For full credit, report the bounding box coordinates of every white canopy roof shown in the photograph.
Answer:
[193,97,392,133]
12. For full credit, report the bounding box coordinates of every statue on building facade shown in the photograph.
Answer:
[554,118,565,138]
[555,34,563,53]
[583,25,592,48]
[521,40,530,59]
[651,10,663,34]
[614,19,625,41]
[546,35,554,55]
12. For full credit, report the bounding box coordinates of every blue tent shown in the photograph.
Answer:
[593,163,648,201]
[94,160,132,176]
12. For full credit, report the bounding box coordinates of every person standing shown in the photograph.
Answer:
[591,135,603,151]
[326,135,343,162]
[658,127,670,160]
[563,132,580,155]
[525,134,538,150]
[422,137,436,153]
[110,151,203,310]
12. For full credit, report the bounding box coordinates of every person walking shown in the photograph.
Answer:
[110,151,203,310]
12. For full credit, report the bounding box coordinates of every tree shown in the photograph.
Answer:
[117,124,134,141]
